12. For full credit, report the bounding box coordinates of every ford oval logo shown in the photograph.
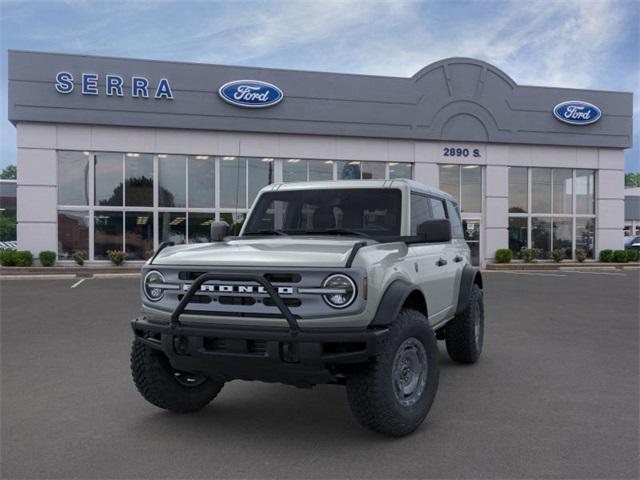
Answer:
[553,100,601,125]
[218,80,284,108]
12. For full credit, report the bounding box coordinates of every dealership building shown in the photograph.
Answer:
[7,50,633,266]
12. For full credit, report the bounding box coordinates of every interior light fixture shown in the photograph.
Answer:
[262,158,274,162]
[195,155,209,160]
[324,160,334,165]
[388,162,398,166]
[222,156,236,161]
[349,161,361,165]
[288,159,301,163]
[463,165,479,169]
[157,154,168,159]
[82,151,91,156]
[126,153,140,157]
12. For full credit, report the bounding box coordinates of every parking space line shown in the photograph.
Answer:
[70,278,86,288]
[566,270,626,276]
[489,271,566,277]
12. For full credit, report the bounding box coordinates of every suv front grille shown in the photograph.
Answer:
[202,337,267,356]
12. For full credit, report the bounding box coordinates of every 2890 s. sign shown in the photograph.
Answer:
[553,100,601,125]
[218,80,284,108]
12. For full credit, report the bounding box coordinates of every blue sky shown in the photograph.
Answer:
[1,0,638,171]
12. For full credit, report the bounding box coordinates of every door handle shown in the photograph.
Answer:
[436,258,447,267]
[453,255,463,263]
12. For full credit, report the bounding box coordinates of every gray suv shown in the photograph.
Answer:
[130,179,484,436]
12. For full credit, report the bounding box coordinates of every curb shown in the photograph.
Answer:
[486,262,639,271]
[0,266,142,277]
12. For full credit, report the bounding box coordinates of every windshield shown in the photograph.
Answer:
[242,188,402,239]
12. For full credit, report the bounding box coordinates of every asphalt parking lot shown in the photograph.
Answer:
[1,270,639,479]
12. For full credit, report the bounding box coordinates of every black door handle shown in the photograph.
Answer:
[436,258,447,267]
[453,255,463,263]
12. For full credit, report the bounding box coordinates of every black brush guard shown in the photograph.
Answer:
[132,271,387,386]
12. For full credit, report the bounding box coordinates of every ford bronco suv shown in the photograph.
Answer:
[130,179,484,436]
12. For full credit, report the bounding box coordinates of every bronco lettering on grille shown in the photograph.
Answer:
[182,284,294,295]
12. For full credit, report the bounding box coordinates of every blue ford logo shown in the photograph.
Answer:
[553,100,601,125]
[218,80,283,108]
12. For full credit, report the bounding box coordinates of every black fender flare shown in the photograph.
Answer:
[369,279,425,327]
[455,265,483,315]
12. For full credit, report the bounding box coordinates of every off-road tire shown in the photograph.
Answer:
[445,284,484,364]
[345,309,439,436]
[131,340,224,413]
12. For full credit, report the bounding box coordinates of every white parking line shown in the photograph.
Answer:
[490,271,567,277]
[567,270,626,276]
[70,278,86,288]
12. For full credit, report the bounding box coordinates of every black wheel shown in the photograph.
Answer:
[445,284,484,364]
[131,340,224,413]
[345,309,439,436]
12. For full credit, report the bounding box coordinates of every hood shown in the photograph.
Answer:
[151,237,370,268]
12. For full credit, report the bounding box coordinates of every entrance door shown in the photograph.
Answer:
[463,219,481,266]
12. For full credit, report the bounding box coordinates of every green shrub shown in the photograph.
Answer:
[626,249,639,262]
[39,250,56,267]
[0,249,17,266]
[599,249,614,262]
[73,250,87,266]
[520,248,533,263]
[613,250,628,263]
[551,249,565,263]
[575,249,587,263]
[107,249,126,266]
[15,250,34,267]
[495,249,512,263]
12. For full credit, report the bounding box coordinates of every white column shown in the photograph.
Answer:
[16,123,58,258]
[484,164,509,265]
[596,149,625,252]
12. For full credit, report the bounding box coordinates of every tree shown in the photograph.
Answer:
[625,173,640,188]
[1,165,16,179]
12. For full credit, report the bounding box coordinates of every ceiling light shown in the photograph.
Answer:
[349,161,361,165]
[82,151,91,156]
[441,164,456,168]
[324,160,334,165]
[195,155,209,160]
[169,216,186,225]
[126,153,140,157]
[463,165,479,169]
[158,154,167,159]
[388,162,398,166]
[288,159,300,163]
[262,158,274,162]
[222,156,236,161]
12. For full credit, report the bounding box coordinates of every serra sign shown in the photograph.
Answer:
[218,80,283,108]
[55,72,174,99]
[553,101,601,125]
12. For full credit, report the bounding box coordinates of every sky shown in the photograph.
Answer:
[1,0,638,172]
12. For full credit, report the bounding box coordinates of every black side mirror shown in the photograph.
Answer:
[210,221,230,242]
[417,219,452,243]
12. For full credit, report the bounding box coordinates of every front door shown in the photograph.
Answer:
[463,219,481,266]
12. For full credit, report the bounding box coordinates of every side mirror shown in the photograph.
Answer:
[210,221,230,242]
[417,219,452,243]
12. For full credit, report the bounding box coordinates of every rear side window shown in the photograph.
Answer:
[410,194,432,235]
[446,200,464,238]
[429,198,447,219]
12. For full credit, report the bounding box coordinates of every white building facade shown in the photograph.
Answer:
[8,52,633,266]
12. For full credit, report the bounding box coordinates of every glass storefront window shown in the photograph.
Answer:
[158,155,186,208]
[124,153,153,207]
[552,169,572,214]
[461,165,481,213]
[576,170,595,214]
[508,167,528,213]
[388,162,412,179]
[95,153,123,206]
[188,156,215,208]
[159,212,186,244]
[531,217,551,259]
[361,161,385,180]
[283,159,307,182]
[552,217,572,258]
[337,161,362,180]
[531,168,552,213]
[576,218,595,258]
[94,211,123,259]
[438,165,459,201]
[248,158,273,204]
[220,157,247,208]
[188,213,214,243]
[221,212,246,236]
[58,210,89,259]
[309,160,333,180]
[58,151,90,205]
[508,217,527,258]
[125,212,154,260]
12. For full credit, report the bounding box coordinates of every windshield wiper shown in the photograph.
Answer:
[304,228,370,238]
[243,229,288,236]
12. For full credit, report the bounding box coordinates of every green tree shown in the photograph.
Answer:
[0,215,16,241]
[1,165,16,179]
[625,172,640,188]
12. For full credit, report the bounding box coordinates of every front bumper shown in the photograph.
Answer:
[131,317,388,386]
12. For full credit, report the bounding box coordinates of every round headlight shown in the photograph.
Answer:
[143,270,166,302]
[322,274,356,309]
